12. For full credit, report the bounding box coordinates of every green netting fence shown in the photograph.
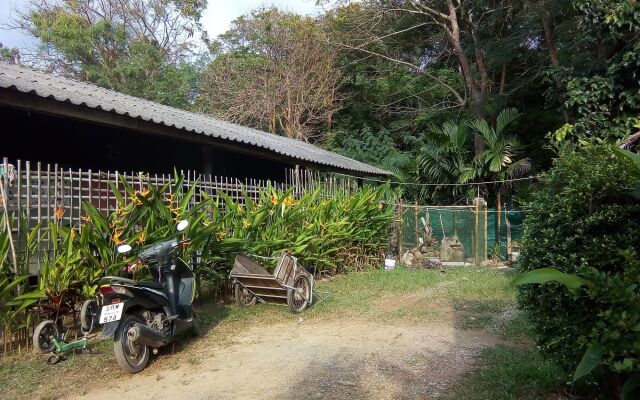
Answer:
[397,200,525,264]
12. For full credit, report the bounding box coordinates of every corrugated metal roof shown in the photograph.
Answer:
[0,62,390,176]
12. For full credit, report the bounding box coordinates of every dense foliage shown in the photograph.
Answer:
[14,0,207,109]
[0,178,393,349]
[198,8,341,141]
[10,1,640,203]
[517,145,640,390]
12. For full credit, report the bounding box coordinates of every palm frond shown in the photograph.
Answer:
[505,158,532,178]
[496,107,520,135]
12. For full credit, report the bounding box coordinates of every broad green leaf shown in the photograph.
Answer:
[623,372,640,400]
[513,268,592,290]
[573,346,602,382]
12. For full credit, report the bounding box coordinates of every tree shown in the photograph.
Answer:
[415,120,473,202]
[12,0,207,109]
[198,8,343,142]
[0,43,20,64]
[331,0,544,154]
[403,108,529,204]
[549,0,640,143]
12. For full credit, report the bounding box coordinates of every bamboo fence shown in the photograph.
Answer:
[0,157,359,354]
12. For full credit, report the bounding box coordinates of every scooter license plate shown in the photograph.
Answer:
[99,303,124,324]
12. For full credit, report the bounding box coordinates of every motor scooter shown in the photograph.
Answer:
[98,220,200,373]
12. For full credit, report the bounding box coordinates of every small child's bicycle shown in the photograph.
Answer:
[32,298,100,364]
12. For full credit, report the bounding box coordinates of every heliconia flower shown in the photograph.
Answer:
[112,228,124,245]
[81,215,91,223]
[271,195,278,205]
[55,206,65,220]
[129,193,143,206]
[137,232,146,245]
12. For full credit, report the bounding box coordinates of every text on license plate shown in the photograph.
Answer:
[99,303,124,324]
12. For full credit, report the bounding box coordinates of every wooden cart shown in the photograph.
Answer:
[229,253,321,313]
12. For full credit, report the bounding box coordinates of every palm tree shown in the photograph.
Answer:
[467,108,531,244]
[398,108,530,205]
[414,119,474,202]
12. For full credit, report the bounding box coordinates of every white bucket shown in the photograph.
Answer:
[384,258,396,270]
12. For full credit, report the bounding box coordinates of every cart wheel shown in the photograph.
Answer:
[287,275,311,313]
[234,283,257,307]
[80,299,99,334]
[47,354,63,365]
[33,320,60,354]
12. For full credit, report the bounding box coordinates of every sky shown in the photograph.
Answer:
[0,0,324,49]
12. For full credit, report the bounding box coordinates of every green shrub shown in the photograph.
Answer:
[77,176,394,290]
[517,145,640,385]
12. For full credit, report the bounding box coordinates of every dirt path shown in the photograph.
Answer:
[70,318,502,400]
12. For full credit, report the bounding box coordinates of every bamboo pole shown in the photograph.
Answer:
[1,159,18,275]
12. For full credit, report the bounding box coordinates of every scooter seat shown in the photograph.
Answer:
[136,281,164,290]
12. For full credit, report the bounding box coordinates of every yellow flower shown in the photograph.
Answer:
[54,207,66,220]
[271,195,278,205]
[378,203,383,209]
[129,192,143,206]
[242,219,250,230]
[216,231,226,240]
[137,231,146,245]
[139,187,150,197]
[81,215,92,224]
[112,228,124,245]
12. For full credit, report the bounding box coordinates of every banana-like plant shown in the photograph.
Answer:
[0,213,45,351]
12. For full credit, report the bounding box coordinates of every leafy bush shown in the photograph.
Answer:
[517,145,640,387]
[0,214,45,351]
[70,176,392,295]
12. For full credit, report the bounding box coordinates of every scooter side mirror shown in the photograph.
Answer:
[117,244,132,254]
[177,220,189,232]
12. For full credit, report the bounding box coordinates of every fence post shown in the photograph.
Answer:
[397,198,403,258]
[1,157,18,275]
[414,201,419,249]
[473,197,487,265]
[506,214,512,261]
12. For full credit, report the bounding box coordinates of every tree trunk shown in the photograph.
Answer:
[445,0,484,153]
[540,3,570,122]
[541,10,560,66]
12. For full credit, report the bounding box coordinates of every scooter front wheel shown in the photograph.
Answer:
[113,314,150,373]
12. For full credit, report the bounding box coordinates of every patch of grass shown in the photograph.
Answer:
[455,313,495,330]
[0,338,113,399]
[307,267,516,323]
[490,310,535,341]
[1,267,521,399]
[447,345,566,400]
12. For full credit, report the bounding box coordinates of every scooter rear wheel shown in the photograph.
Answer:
[113,314,150,373]
[80,299,99,334]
